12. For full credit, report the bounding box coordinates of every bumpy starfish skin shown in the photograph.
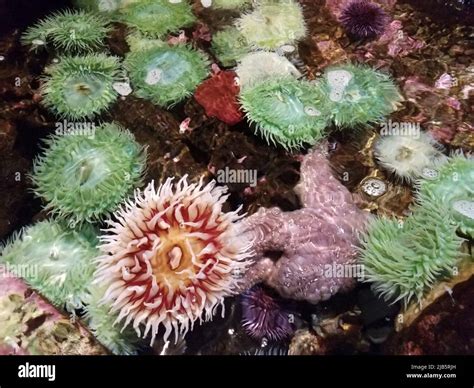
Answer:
[237,146,369,303]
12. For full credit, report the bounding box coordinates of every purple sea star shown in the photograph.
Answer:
[237,145,369,303]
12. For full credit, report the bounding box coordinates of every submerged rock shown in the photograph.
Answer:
[0,274,107,355]
[386,255,474,355]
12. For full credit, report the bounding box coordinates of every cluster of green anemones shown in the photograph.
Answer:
[125,44,209,107]
[360,154,474,307]
[0,221,99,311]
[239,63,401,150]
[40,54,121,120]
[31,123,146,226]
[22,9,111,53]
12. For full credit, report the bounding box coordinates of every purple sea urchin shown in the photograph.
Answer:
[31,123,146,225]
[125,45,209,107]
[94,176,252,344]
[21,9,111,53]
[40,54,121,119]
[339,1,389,41]
[241,287,294,342]
[0,221,99,311]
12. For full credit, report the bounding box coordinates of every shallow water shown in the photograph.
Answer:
[0,0,472,356]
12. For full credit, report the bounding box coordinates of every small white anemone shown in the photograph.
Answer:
[235,51,301,89]
[374,132,446,183]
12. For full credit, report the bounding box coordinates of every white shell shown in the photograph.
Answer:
[145,68,162,85]
[327,69,353,102]
[32,39,45,46]
[113,82,133,96]
[304,106,321,116]
[361,178,387,197]
[279,44,296,53]
[421,167,438,180]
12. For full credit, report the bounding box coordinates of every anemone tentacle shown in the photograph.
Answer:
[31,123,146,226]
[321,63,403,128]
[22,9,111,53]
[125,45,209,107]
[240,77,331,150]
[94,176,253,344]
[40,54,121,119]
[0,221,99,311]
[118,0,196,38]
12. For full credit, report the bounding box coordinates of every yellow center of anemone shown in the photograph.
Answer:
[150,225,206,288]
[75,83,92,95]
[396,146,413,161]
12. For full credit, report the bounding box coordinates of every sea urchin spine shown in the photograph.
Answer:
[241,286,294,342]
[94,176,252,344]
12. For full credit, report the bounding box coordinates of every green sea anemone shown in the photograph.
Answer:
[84,285,140,355]
[118,0,195,38]
[0,220,99,311]
[236,0,306,50]
[126,32,168,52]
[416,154,474,238]
[125,44,209,107]
[31,123,146,226]
[360,199,465,307]
[210,26,252,67]
[210,0,251,10]
[40,54,121,120]
[74,0,138,13]
[240,77,331,149]
[22,9,111,54]
[320,63,402,127]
